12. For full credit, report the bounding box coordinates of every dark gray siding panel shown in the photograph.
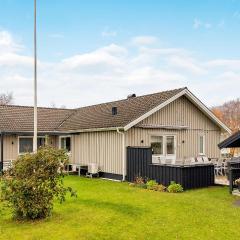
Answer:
[126,147,215,190]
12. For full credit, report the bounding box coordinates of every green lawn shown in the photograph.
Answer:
[0,176,240,240]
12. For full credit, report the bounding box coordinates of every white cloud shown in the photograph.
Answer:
[168,56,207,75]
[0,30,23,53]
[131,36,158,46]
[206,59,240,70]
[0,29,239,108]
[0,53,32,67]
[60,44,127,70]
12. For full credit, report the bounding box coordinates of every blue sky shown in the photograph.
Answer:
[0,0,240,107]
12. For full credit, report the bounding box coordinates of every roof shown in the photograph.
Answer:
[218,131,240,149]
[58,87,185,131]
[0,105,73,132]
[0,87,231,133]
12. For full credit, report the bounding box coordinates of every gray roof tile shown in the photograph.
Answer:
[0,87,185,132]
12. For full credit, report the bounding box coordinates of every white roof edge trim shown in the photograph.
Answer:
[0,127,125,134]
[124,89,232,134]
[184,90,232,134]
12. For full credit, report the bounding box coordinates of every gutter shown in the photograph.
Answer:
[117,128,126,181]
[0,131,4,172]
[67,127,124,134]
[0,127,125,135]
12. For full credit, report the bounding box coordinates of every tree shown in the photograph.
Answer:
[212,98,240,132]
[0,146,76,219]
[0,92,13,105]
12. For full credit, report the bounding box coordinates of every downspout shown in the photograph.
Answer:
[0,132,4,172]
[117,128,125,181]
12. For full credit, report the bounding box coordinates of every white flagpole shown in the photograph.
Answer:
[33,0,38,152]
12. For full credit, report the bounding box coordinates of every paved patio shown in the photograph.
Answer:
[215,176,229,186]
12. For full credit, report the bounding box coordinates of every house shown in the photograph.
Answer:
[218,131,240,157]
[0,87,231,180]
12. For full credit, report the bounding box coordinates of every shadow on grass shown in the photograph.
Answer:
[78,199,142,216]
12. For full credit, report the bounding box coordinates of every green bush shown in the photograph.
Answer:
[146,180,158,190]
[0,146,76,219]
[167,181,183,193]
[146,180,166,192]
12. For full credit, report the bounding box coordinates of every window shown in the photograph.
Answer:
[19,137,45,154]
[151,136,163,155]
[166,136,174,154]
[199,135,205,155]
[151,135,176,156]
[19,137,33,153]
[60,137,71,152]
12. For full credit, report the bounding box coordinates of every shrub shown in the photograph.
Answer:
[167,181,183,193]
[0,146,76,219]
[146,180,158,190]
[155,184,166,192]
[146,180,166,192]
[131,176,147,189]
[235,178,240,186]
[134,176,145,185]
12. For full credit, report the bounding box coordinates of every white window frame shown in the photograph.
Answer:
[18,136,46,155]
[59,135,72,153]
[151,135,164,156]
[199,134,205,156]
[150,134,177,163]
[165,135,176,156]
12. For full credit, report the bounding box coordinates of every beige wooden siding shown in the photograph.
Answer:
[0,135,18,160]
[0,135,58,162]
[71,131,123,174]
[125,128,221,158]
[126,96,222,158]
[141,96,219,130]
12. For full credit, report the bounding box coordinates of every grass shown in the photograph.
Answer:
[0,176,240,240]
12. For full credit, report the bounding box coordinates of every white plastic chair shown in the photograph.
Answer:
[202,156,210,164]
[196,156,203,163]
[210,158,217,165]
[3,159,13,171]
[222,160,228,175]
[215,159,223,176]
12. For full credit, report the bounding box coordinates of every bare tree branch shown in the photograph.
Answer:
[0,92,13,105]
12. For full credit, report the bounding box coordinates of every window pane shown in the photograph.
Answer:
[19,138,33,153]
[151,136,163,155]
[37,138,45,149]
[61,137,71,152]
[66,137,71,151]
[166,136,174,154]
[199,136,204,154]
